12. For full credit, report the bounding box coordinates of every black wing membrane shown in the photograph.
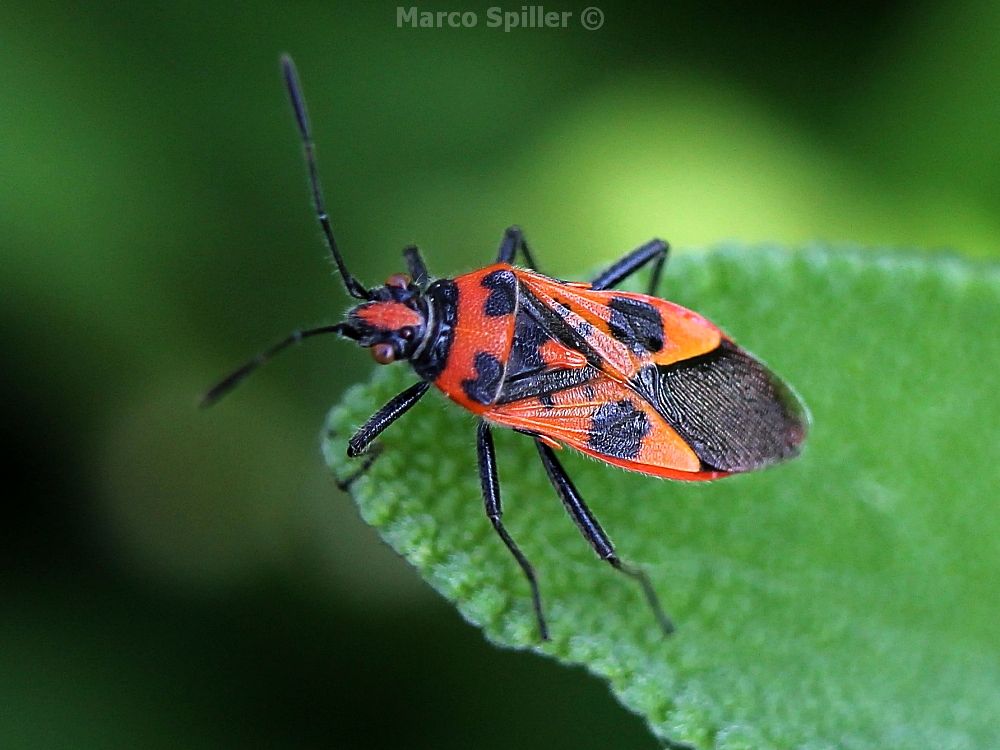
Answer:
[632,340,808,473]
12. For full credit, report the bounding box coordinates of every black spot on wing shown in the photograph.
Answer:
[607,296,664,353]
[461,352,504,405]
[481,269,517,317]
[632,341,807,472]
[587,399,650,460]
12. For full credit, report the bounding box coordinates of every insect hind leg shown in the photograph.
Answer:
[589,239,669,295]
[534,440,675,636]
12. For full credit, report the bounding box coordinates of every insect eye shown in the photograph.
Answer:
[399,326,415,340]
[385,273,411,289]
[371,343,396,364]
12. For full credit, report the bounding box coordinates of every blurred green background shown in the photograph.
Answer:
[4,1,999,748]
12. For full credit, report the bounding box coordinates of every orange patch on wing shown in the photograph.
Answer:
[539,339,588,369]
[515,271,723,382]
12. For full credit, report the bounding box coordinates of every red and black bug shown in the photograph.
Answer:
[204,56,809,641]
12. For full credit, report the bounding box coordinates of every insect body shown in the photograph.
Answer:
[204,56,809,641]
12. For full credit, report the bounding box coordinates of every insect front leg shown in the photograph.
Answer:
[495,226,540,271]
[347,380,430,457]
[334,381,430,490]
[534,440,675,636]
[589,239,670,295]
[478,420,549,641]
[402,245,430,288]
[333,443,384,491]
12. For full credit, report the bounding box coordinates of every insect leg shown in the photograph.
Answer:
[402,245,431,289]
[334,381,429,490]
[495,226,540,271]
[535,440,675,636]
[478,420,549,640]
[589,239,670,295]
[347,381,430,457]
[335,443,384,491]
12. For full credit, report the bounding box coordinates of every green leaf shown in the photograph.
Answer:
[322,245,1000,749]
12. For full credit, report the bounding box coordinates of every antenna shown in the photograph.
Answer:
[281,55,370,300]
[200,323,356,407]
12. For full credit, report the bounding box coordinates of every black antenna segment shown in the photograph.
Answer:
[200,323,356,407]
[281,55,370,300]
